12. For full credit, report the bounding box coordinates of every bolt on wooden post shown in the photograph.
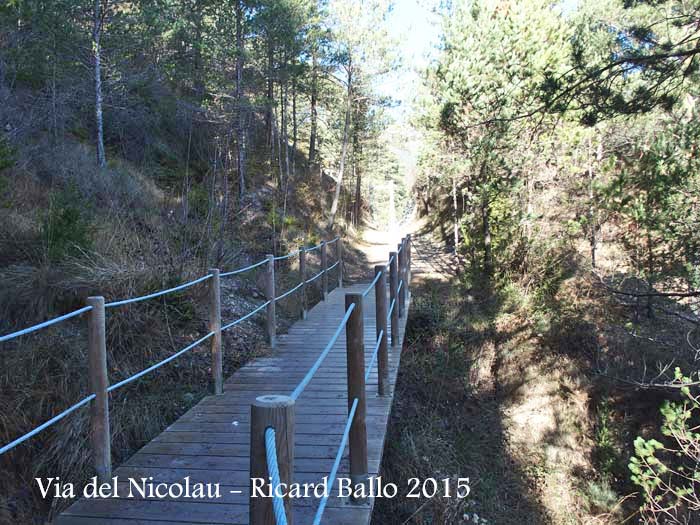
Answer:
[299,246,307,320]
[321,240,328,299]
[337,238,344,288]
[389,251,399,348]
[374,265,389,396]
[250,395,295,525]
[345,293,369,499]
[209,269,223,395]
[265,254,276,348]
[397,241,405,318]
[87,296,111,482]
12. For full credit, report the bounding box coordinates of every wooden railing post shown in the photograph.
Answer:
[406,234,412,293]
[250,395,295,525]
[337,237,344,289]
[87,296,111,482]
[321,240,328,299]
[209,268,223,395]
[389,251,399,348]
[374,265,389,396]
[397,240,405,318]
[345,293,368,499]
[265,254,276,347]
[299,246,307,320]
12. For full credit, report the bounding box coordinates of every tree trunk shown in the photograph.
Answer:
[235,0,246,199]
[282,79,290,186]
[482,190,492,275]
[192,2,204,103]
[266,41,274,151]
[353,164,361,226]
[93,0,106,168]
[588,135,597,268]
[308,52,318,177]
[327,67,352,229]
[452,176,458,255]
[292,75,297,178]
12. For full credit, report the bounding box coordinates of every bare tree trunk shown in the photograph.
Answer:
[482,190,492,275]
[266,41,274,152]
[327,67,352,229]
[235,0,246,199]
[353,162,361,226]
[192,1,204,103]
[93,0,106,168]
[282,79,290,187]
[292,75,297,178]
[308,52,318,177]
[452,176,458,255]
[218,134,231,262]
[588,134,597,268]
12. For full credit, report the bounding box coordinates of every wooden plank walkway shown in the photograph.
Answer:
[56,281,409,525]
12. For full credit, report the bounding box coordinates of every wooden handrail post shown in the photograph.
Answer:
[406,233,413,292]
[86,296,111,482]
[389,251,399,348]
[265,254,276,348]
[397,240,405,318]
[345,293,368,499]
[374,265,389,396]
[250,395,295,525]
[321,240,328,299]
[337,237,344,289]
[209,268,223,395]
[299,246,307,320]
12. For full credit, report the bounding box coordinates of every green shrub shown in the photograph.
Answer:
[0,137,16,171]
[595,398,620,476]
[628,368,700,522]
[42,186,93,261]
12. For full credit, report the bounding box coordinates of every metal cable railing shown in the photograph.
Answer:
[306,241,324,253]
[273,249,300,262]
[305,269,324,285]
[107,331,215,392]
[265,427,289,525]
[0,306,93,343]
[275,282,304,302]
[220,258,267,277]
[361,270,383,298]
[0,236,340,458]
[365,330,384,382]
[0,238,336,343]
[0,394,96,455]
[289,303,356,401]
[222,301,270,332]
[312,397,359,525]
[105,274,213,308]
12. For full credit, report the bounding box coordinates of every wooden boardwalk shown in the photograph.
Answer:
[57,282,409,525]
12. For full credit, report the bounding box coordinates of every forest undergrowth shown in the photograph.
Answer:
[374,230,696,525]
